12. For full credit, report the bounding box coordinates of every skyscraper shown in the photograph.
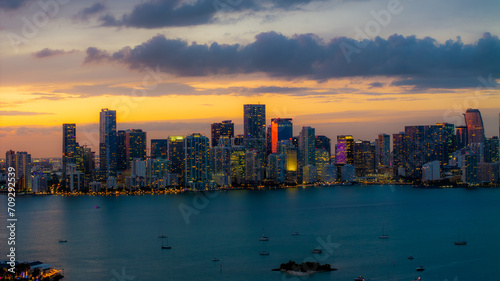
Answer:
[270,118,293,154]
[392,132,405,177]
[151,139,168,159]
[299,126,316,167]
[168,136,185,186]
[243,104,266,151]
[99,108,117,179]
[125,129,147,169]
[455,126,468,150]
[336,135,354,165]
[354,140,376,176]
[117,130,127,171]
[62,123,76,188]
[184,133,210,189]
[465,108,485,144]
[211,120,234,147]
[6,151,32,191]
[376,134,390,169]
[315,135,331,156]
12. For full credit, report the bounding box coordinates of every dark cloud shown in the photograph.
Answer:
[0,0,27,10]
[32,48,77,58]
[74,2,106,21]
[84,32,500,89]
[369,82,385,88]
[391,75,499,89]
[98,0,326,28]
[0,111,54,116]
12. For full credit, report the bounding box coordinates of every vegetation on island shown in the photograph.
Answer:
[272,260,337,273]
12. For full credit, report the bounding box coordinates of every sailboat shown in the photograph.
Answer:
[379,225,389,239]
[161,236,172,249]
[454,228,467,245]
[259,228,269,241]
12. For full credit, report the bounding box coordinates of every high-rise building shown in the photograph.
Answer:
[315,135,331,156]
[99,108,117,179]
[392,132,405,177]
[485,137,499,163]
[465,108,485,144]
[376,134,390,169]
[62,124,77,188]
[336,135,354,165]
[6,151,32,191]
[299,126,316,173]
[269,118,293,154]
[455,126,468,150]
[184,133,210,189]
[168,136,185,186]
[125,129,147,169]
[211,120,234,147]
[117,130,127,171]
[243,104,266,151]
[151,139,168,159]
[354,140,376,177]
[402,123,455,179]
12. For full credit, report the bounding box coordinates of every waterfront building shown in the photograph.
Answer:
[151,139,168,159]
[422,160,441,181]
[336,135,354,165]
[211,120,234,147]
[99,108,117,179]
[62,123,76,188]
[184,133,211,189]
[243,104,266,152]
[340,164,356,182]
[168,136,185,186]
[321,164,337,183]
[125,129,147,169]
[465,108,485,144]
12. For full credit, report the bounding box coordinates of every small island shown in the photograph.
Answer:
[272,260,337,275]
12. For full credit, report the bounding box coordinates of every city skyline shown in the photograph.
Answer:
[1,1,500,158]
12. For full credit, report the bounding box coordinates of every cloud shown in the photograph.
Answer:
[74,2,106,21]
[0,111,54,116]
[32,48,78,58]
[98,0,327,28]
[83,32,500,89]
[369,82,385,88]
[0,0,28,11]
[30,93,67,101]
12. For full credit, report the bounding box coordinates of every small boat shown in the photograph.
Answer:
[158,235,167,238]
[211,258,220,262]
[408,256,414,260]
[312,249,323,254]
[416,266,425,271]
[354,276,365,281]
[454,228,467,245]
[379,225,389,239]
[260,250,269,256]
[413,278,421,281]
[94,205,100,209]
[58,239,68,243]
[259,228,269,241]
[291,231,299,236]
[161,236,171,249]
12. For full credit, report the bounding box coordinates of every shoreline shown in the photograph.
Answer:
[2,182,498,197]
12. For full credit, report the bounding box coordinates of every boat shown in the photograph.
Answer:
[211,258,219,261]
[416,266,425,271]
[408,256,414,260]
[259,234,269,241]
[291,231,299,236]
[158,234,167,238]
[259,228,269,241]
[94,205,100,209]
[58,240,67,243]
[260,250,269,255]
[312,249,323,254]
[354,276,365,281]
[379,225,389,239]
[454,228,467,245]
[161,236,171,249]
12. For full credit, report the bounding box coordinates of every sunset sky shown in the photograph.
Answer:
[1,0,500,158]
